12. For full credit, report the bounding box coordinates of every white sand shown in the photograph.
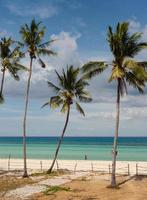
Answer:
[0,159,147,175]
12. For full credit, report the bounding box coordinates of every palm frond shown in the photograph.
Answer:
[82,61,107,80]
[20,19,56,61]
[41,101,50,108]
[47,81,61,93]
[137,61,147,69]
[75,102,85,116]
[60,102,68,113]
[108,65,125,82]
[37,48,56,56]
[45,65,92,115]
[50,96,63,109]
[78,94,92,103]
[13,63,29,71]
[38,58,46,68]
[126,72,145,94]
[38,39,58,48]
[82,61,107,73]
[7,64,20,81]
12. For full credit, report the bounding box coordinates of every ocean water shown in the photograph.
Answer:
[0,137,147,161]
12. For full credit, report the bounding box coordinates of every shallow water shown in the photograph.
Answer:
[0,137,146,161]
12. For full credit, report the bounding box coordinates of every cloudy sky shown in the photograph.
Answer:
[0,0,147,136]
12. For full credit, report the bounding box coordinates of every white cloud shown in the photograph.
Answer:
[129,18,147,41]
[129,19,141,33]
[6,3,58,19]
[85,106,147,121]
[50,31,81,67]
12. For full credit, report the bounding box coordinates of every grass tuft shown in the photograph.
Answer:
[43,186,71,195]
[31,169,69,177]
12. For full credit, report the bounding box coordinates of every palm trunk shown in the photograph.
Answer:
[22,57,33,178]
[111,79,120,187]
[0,69,5,103]
[47,105,70,174]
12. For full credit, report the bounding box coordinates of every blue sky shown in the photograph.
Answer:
[0,0,147,136]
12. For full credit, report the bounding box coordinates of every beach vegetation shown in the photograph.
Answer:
[43,185,71,195]
[0,37,27,103]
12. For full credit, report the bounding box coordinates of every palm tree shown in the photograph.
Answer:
[42,65,92,173]
[20,19,56,177]
[82,22,147,187]
[0,37,26,103]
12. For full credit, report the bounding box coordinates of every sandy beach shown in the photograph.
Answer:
[1,159,147,199]
[31,173,147,200]
[1,167,147,200]
[0,159,147,175]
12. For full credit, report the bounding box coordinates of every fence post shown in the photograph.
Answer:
[8,154,11,171]
[128,164,130,176]
[74,163,77,173]
[56,160,59,171]
[136,163,138,176]
[40,161,42,171]
[91,162,93,172]
[109,164,111,174]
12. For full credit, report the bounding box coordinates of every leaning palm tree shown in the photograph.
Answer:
[0,37,26,103]
[20,19,56,177]
[42,65,92,173]
[82,22,147,187]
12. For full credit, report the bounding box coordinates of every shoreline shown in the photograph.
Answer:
[0,159,147,175]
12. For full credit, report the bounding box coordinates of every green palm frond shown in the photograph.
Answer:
[61,102,68,113]
[43,65,92,116]
[55,70,64,88]
[38,58,46,68]
[41,101,50,108]
[38,39,58,48]
[37,48,56,56]
[123,59,147,81]
[13,63,29,71]
[20,19,56,61]
[107,22,147,59]
[137,61,147,69]
[81,61,107,80]
[109,65,125,82]
[9,70,20,81]
[47,81,61,93]
[50,96,63,109]
[126,72,145,94]
[78,94,92,103]
[75,102,85,116]
[123,59,139,69]
[0,37,27,82]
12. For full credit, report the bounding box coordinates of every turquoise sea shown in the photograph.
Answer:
[0,137,147,161]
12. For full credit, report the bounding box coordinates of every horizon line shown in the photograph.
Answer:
[0,135,147,138]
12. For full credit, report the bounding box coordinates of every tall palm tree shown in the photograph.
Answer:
[42,65,92,173]
[20,19,56,177]
[82,22,147,187]
[0,37,26,103]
